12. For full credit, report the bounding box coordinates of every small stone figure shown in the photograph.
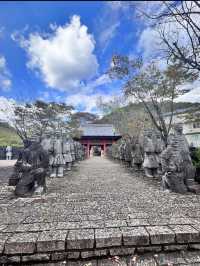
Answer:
[14,136,48,197]
[154,132,165,175]
[49,131,65,178]
[63,136,73,171]
[131,139,143,171]
[143,130,159,178]
[124,136,132,167]
[69,139,76,166]
[6,145,12,160]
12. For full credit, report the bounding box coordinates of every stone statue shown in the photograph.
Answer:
[63,135,73,171]
[131,138,143,171]
[14,136,48,197]
[69,139,76,166]
[143,129,159,178]
[154,131,165,175]
[6,146,12,160]
[161,124,196,193]
[124,136,132,167]
[49,131,65,178]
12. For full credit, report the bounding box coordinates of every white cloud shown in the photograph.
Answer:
[65,92,114,113]
[0,56,12,92]
[14,15,98,91]
[99,22,120,52]
[0,96,15,124]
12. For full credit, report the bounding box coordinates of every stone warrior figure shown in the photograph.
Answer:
[154,131,165,175]
[49,131,65,178]
[124,136,132,167]
[69,139,76,166]
[161,124,196,193]
[6,145,12,160]
[131,138,143,171]
[12,136,49,197]
[63,135,73,171]
[143,129,159,178]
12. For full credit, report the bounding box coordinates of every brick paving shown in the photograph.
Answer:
[1,157,200,264]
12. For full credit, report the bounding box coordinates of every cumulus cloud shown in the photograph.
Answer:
[0,96,15,124]
[65,92,114,113]
[14,15,98,91]
[0,56,12,92]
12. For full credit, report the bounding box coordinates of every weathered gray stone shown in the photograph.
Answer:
[146,225,175,244]
[0,233,10,254]
[104,219,127,228]
[169,225,200,243]
[51,252,67,261]
[67,229,94,250]
[109,247,135,256]
[137,245,162,253]
[98,258,127,266]
[4,232,38,254]
[154,252,186,265]
[81,249,107,258]
[190,244,200,250]
[0,255,21,264]
[95,228,122,248]
[67,251,80,259]
[68,260,97,266]
[164,244,188,251]
[183,251,200,263]
[37,230,68,252]
[22,253,50,262]
[122,227,149,246]
[127,219,150,227]
[129,254,157,266]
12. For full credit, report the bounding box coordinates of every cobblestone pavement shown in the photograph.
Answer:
[1,157,200,265]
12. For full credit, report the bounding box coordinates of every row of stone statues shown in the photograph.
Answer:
[107,124,196,194]
[9,132,86,197]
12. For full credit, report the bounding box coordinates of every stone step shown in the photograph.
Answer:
[1,223,200,264]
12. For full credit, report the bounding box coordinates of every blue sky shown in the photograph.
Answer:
[0,1,199,114]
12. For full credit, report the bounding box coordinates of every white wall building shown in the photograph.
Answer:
[164,107,200,147]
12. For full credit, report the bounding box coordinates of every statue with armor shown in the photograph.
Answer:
[49,131,65,178]
[154,131,165,175]
[63,135,73,171]
[161,136,188,193]
[161,124,196,193]
[124,136,132,167]
[131,138,143,171]
[173,124,195,184]
[119,138,126,162]
[13,136,48,197]
[69,139,76,166]
[143,129,159,178]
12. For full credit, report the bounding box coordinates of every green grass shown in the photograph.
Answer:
[0,125,22,147]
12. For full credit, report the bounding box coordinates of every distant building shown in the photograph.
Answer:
[78,123,121,157]
[164,106,200,147]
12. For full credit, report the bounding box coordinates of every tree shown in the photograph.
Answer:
[97,96,150,139]
[109,56,196,144]
[12,100,77,142]
[137,1,200,72]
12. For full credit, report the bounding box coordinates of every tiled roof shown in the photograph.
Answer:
[80,124,121,137]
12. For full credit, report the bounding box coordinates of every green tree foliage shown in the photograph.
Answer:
[109,56,197,144]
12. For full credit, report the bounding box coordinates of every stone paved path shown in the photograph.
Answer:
[1,157,200,265]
